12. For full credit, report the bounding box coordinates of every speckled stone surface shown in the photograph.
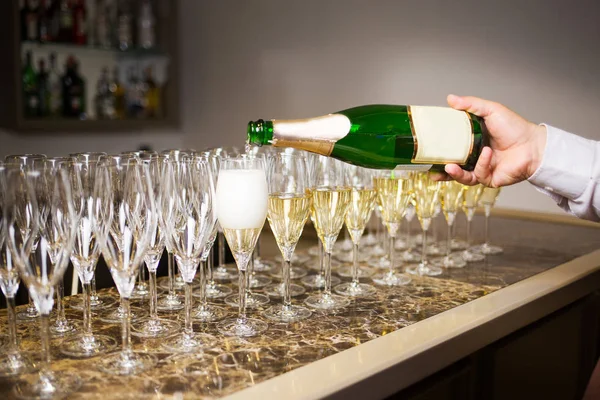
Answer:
[1,216,599,399]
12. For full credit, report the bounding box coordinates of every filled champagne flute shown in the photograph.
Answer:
[263,153,312,322]
[431,181,467,269]
[461,185,485,262]
[400,203,420,262]
[304,157,351,311]
[405,172,443,276]
[372,170,412,286]
[474,186,503,255]
[216,155,269,337]
[334,165,377,297]
[9,163,82,397]
[95,156,157,374]
[0,163,36,377]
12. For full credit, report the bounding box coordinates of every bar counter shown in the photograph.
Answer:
[1,212,600,399]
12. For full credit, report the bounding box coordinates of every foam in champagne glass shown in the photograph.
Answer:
[216,169,268,230]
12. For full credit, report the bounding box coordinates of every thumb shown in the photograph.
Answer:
[447,95,496,118]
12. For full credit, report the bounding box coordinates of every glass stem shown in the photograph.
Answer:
[121,297,132,357]
[484,204,491,247]
[446,221,453,259]
[466,212,473,249]
[167,252,175,296]
[137,267,145,290]
[238,269,247,322]
[405,218,412,252]
[184,282,193,337]
[351,242,360,286]
[6,296,18,353]
[324,250,332,297]
[283,259,292,309]
[207,248,214,284]
[218,231,225,268]
[318,240,324,277]
[91,276,97,301]
[56,278,66,323]
[199,260,208,309]
[83,282,92,337]
[388,233,395,276]
[421,225,429,267]
[40,313,51,376]
[149,269,157,320]
[248,252,255,283]
[256,238,261,260]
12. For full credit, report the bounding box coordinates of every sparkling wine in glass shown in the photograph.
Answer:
[431,181,467,268]
[461,185,485,262]
[474,186,503,255]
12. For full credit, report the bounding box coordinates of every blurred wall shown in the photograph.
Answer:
[180,0,600,214]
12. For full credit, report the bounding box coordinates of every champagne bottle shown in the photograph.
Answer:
[247,105,486,171]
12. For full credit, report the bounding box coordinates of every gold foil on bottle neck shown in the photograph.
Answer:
[272,139,335,157]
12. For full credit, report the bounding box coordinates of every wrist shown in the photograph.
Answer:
[527,124,547,179]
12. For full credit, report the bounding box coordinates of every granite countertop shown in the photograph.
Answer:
[1,215,599,399]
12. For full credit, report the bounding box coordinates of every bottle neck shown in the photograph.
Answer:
[247,119,274,146]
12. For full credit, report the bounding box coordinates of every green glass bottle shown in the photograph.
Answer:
[22,51,39,118]
[247,105,486,171]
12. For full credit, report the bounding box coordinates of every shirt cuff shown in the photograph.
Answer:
[528,124,594,200]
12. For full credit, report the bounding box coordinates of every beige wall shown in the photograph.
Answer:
[180,0,600,214]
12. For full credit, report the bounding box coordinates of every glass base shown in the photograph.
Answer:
[162,332,216,353]
[462,249,486,262]
[15,371,81,399]
[131,317,181,338]
[69,295,117,311]
[263,304,312,323]
[16,307,39,322]
[0,352,37,377]
[300,274,341,289]
[426,243,446,256]
[394,238,409,251]
[369,245,386,257]
[192,304,229,322]
[97,351,158,375]
[202,282,233,299]
[156,293,185,312]
[372,270,412,286]
[368,255,390,269]
[129,283,150,300]
[305,293,350,311]
[307,245,320,256]
[401,250,421,263]
[212,265,238,281]
[405,263,444,276]
[334,282,377,297]
[173,275,185,290]
[474,243,503,255]
[60,334,118,358]
[49,319,79,337]
[431,254,467,268]
[451,238,468,250]
[269,266,308,280]
[264,283,306,298]
[336,265,374,279]
[217,317,268,337]
[224,292,270,308]
[98,306,147,324]
[253,258,276,272]
[248,275,272,289]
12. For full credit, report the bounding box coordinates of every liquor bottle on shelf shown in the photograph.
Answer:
[142,66,160,118]
[117,0,133,51]
[138,0,155,49]
[126,66,144,118]
[247,105,486,171]
[23,0,40,42]
[37,59,49,117]
[22,51,39,117]
[109,67,126,119]
[48,52,62,116]
[38,0,52,42]
[57,0,73,42]
[72,0,86,45]
[62,56,86,118]
[95,0,112,48]
[48,0,60,41]
[94,67,115,119]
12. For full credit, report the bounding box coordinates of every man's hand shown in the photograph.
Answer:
[435,95,547,187]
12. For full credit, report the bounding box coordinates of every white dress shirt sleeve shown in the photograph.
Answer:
[527,124,600,222]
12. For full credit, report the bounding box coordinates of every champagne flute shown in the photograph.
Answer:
[131,155,181,338]
[216,155,269,337]
[334,165,377,297]
[263,153,312,322]
[431,181,467,268]
[304,157,351,311]
[96,156,157,374]
[405,172,443,276]
[0,163,36,377]
[161,157,216,352]
[461,185,485,262]
[9,163,82,397]
[372,170,412,286]
[400,203,420,262]
[474,186,503,255]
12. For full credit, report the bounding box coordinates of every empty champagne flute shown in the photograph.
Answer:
[335,165,377,297]
[304,157,351,311]
[263,153,312,322]
[474,186,503,255]
[161,157,216,352]
[96,156,157,374]
[461,185,485,262]
[216,156,269,337]
[372,170,412,286]
[9,163,82,398]
[405,172,443,276]
[431,181,467,269]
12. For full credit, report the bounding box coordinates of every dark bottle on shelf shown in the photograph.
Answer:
[143,66,160,118]
[94,67,112,119]
[138,0,156,50]
[110,67,126,119]
[95,0,112,48]
[38,0,52,42]
[57,0,73,43]
[23,0,40,42]
[62,56,86,118]
[22,51,39,117]
[48,52,62,116]
[72,0,86,45]
[48,0,60,41]
[117,0,133,51]
[37,59,49,117]
[126,66,144,118]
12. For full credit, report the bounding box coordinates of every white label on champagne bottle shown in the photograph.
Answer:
[409,106,473,164]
